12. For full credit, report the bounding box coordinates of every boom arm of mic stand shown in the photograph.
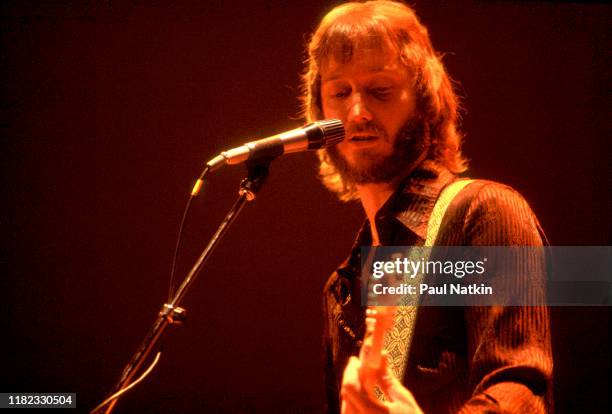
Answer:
[96,159,272,414]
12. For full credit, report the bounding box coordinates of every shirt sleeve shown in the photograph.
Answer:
[322,276,341,414]
[458,183,553,413]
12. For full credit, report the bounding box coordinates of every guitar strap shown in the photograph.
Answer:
[383,179,475,382]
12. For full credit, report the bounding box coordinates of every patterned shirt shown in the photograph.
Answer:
[322,161,553,413]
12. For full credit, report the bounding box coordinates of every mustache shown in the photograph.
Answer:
[345,121,385,137]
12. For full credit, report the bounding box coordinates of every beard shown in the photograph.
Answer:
[325,118,429,185]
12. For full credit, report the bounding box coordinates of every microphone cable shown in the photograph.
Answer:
[89,352,162,414]
[167,165,210,302]
[90,166,210,414]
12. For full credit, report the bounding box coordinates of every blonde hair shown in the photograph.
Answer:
[301,0,468,201]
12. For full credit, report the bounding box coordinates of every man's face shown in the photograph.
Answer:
[320,45,421,184]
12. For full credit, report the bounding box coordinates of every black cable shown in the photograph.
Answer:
[91,166,213,413]
[168,166,210,302]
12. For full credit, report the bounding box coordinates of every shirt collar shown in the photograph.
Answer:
[380,160,456,241]
[336,161,455,278]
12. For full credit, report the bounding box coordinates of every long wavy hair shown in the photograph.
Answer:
[301,0,468,201]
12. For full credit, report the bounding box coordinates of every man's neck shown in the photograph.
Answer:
[357,180,401,246]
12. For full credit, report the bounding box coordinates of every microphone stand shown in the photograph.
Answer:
[96,158,272,414]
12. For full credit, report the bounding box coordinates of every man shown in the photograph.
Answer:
[300,1,553,413]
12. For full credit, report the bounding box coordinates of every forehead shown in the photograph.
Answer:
[321,47,407,82]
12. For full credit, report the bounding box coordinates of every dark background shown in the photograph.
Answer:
[1,0,609,412]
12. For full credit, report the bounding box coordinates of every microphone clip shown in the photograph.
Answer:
[239,158,273,201]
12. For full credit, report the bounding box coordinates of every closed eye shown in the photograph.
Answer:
[332,88,350,99]
[371,86,391,99]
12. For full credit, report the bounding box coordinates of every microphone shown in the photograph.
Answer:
[205,119,345,171]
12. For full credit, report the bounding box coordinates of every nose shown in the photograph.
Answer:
[347,93,373,124]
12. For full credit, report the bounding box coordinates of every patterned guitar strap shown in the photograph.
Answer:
[381,179,475,389]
